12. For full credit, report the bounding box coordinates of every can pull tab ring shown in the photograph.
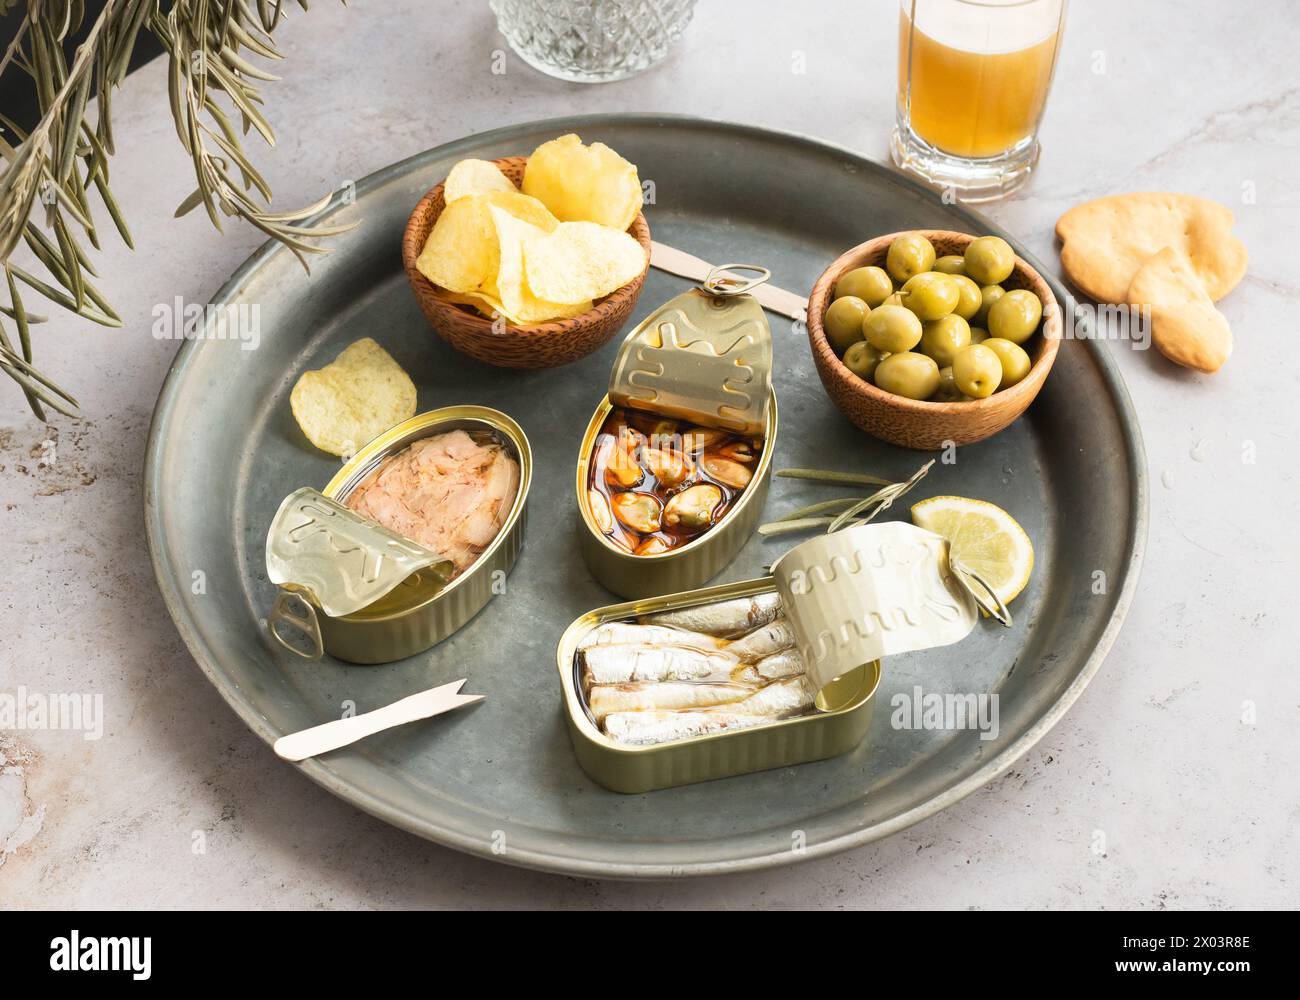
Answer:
[701,263,771,298]
[950,560,1013,628]
[268,588,325,660]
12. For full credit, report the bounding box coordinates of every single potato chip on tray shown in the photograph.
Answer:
[289,338,417,456]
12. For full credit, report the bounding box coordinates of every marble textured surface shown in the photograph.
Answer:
[2,0,1296,909]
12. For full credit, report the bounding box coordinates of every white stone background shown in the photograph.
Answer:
[2,0,1297,909]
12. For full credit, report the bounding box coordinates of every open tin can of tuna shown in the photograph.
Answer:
[556,520,991,793]
[264,405,531,664]
[575,265,777,599]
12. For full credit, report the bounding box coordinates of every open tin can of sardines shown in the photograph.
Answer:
[265,405,531,664]
[575,266,777,599]
[556,520,991,793]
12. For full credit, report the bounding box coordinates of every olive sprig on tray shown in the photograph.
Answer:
[758,461,934,537]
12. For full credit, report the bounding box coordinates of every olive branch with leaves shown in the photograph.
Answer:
[0,0,348,419]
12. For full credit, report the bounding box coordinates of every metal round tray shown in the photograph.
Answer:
[145,115,1146,878]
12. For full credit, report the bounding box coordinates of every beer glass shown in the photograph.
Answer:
[891,0,1068,201]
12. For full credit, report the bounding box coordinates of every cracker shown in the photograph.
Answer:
[1126,247,1232,374]
[1056,193,1247,303]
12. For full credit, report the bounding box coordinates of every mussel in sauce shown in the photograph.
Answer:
[700,455,753,489]
[587,407,764,556]
[612,491,663,534]
[643,447,692,487]
[663,484,723,529]
[681,428,728,453]
[603,436,643,488]
[588,489,614,534]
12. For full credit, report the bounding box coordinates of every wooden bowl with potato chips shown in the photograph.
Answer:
[403,152,651,369]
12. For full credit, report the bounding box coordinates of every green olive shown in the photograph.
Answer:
[949,274,982,322]
[874,352,941,400]
[835,266,893,307]
[987,288,1043,344]
[882,292,906,307]
[932,366,966,402]
[886,233,936,284]
[972,284,1005,328]
[823,296,869,356]
[920,314,971,367]
[968,326,990,345]
[952,344,1003,399]
[963,236,1015,285]
[843,340,886,382]
[983,337,1032,388]
[933,255,966,276]
[900,272,959,321]
[862,304,923,354]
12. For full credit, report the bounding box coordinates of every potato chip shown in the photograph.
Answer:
[476,271,591,324]
[448,288,592,325]
[441,288,516,322]
[481,189,560,233]
[290,338,417,457]
[443,158,517,203]
[522,133,643,231]
[415,196,498,293]
[522,221,647,304]
[437,289,493,315]
[488,207,595,324]
[415,191,559,294]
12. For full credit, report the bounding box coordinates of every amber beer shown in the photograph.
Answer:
[892,0,1067,200]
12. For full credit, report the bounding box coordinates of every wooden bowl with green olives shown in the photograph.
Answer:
[807,230,1061,450]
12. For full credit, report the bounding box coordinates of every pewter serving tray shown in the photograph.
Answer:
[145,115,1146,878]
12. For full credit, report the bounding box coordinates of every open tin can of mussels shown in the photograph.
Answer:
[575,266,778,599]
[557,520,991,793]
[265,405,531,664]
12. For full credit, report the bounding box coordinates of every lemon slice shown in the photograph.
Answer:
[911,496,1034,604]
